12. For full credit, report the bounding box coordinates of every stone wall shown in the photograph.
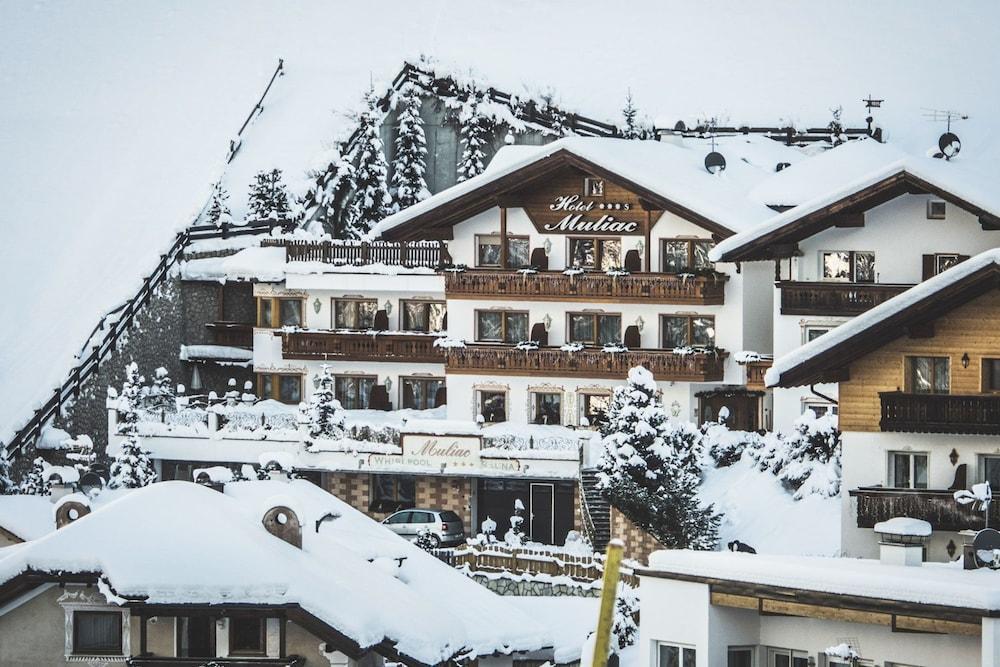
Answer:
[470,572,600,597]
[609,507,663,566]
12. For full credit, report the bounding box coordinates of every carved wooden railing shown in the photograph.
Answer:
[779,281,913,316]
[205,321,253,348]
[447,345,727,381]
[851,486,998,532]
[263,239,445,268]
[281,331,445,364]
[128,657,305,667]
[880,392,1000,435]
[446,269,727,304]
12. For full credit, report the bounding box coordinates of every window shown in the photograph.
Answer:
[569,237,621,270]
[401,377,445,410]
[531,392,562,425]
[568,312,621,346]
[906,356,950,394]
[983,455,1000,489]
[728,647,754,667]
[821,251,875,283]
[584,177,605,197]
[371,474,416,512]
[73,611,123,655]
[657,642,696,667]
[476,234,531,268]
[889,451,928,489]
[335,375,376,410]
[334,298,378,330]
[983,358,1000,392]
[579,392,611,428]
[258,373,302,404]
[803,325,832,343]
[661,239,716,273]
[766,648,808,667]
[177,616,215,658]
[927,199,947,219]
[228,617,266,656]
[661,315,715,348]
[802,401,838,418]
[256,297,303,328]
[401,300,446,333]
[476,310,529,343]
[479,390,507,423]
[935,253,961,274]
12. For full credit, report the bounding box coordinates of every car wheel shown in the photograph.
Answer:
[428,533,441,548]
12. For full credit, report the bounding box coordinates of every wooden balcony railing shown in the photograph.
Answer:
[850,486,998,532]
[447,344,727,381]
[880,392,1000,435]
[205,321,253,348]
[128,657,304,667]
[281,331,445,364]
[779,281,913,316]
[262,239,445,268]
[743,359,773,391]
[446,269,727,304]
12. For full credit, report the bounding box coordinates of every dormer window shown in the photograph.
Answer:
[821,251,875,283]
[927,200,947,219]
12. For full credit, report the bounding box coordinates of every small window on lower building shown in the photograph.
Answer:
[401,377,445,410]
[889,451,928,489]
[983,455,1000,489]
[228,616,266,656]
[802,401,838,418]
[371,474,416,513]
[531,392,562,425]
[479,390,507,423]
[984,358,1000,392]
[728,646,754,667]
[335,375,376,410]
[657,642,696,667]
[765,648,808,667]
[259,373,302,404]
[73,611,123,656]
[802,325,832,343]
[177,616,215,658]
[927,199,947,219]
[579,392,611,428]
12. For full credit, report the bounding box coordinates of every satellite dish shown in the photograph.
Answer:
[973,528,1000,569]
[705,151,727,174]
[937,132,961,160]
[78,471,104,497]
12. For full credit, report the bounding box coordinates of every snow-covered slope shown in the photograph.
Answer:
[3,1,1000,443]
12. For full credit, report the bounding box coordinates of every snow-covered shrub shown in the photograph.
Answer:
[391,82,430,209]
[19,457,49,496]
[702,421,763,468]
[0,449,15,495]
[737,411,841,499]
[505,498,526,545]
[246,168,292,221]
[108,436,157,489]
[414,526,438,551]
[345,87,393,238]
[205,181,232,227]
[114,362,144,437]
[612,583,639,650]
[300,365,346,442]
[456,85,494,182]
[597,367,720,550]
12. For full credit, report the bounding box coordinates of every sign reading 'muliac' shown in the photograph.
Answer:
[544,195,639,233]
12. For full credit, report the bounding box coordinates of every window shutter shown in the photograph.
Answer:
[922,254,935,280]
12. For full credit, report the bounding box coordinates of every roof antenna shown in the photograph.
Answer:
[704,117,726,174]
[923,108,968,160]
[862,94,884,142]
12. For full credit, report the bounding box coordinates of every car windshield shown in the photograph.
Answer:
[440,511,461,523]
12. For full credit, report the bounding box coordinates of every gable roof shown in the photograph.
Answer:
[712,139,1000,262]
[766,249,1000,388]
[0,481,545,665]
[373,136,792,241]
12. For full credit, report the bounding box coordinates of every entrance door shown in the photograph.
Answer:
[529,483,554,544]
[698,392,761,431]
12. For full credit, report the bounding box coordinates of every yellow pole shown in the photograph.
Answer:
[592,538,624,667]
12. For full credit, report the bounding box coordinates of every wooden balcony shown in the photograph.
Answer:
[779,281,913,316]
[262,238,444,269]
[128,657,304,667]
[281,331,445,364]
[446,344,727,381]
[880,392,1000,435]
[851,486,998,532]
[445,269,728,304]
[206,321,253,348]
[743,359,773,391]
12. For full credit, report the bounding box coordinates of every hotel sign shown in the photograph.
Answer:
[366,433,522,474]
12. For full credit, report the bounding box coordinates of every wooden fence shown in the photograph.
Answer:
[263,238,444,268]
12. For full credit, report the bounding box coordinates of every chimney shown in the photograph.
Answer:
[263,506,302,548]
[55,499,91,529]
[874,518,931,566]
[655,120,686,147]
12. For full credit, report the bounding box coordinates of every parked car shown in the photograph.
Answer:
[381,508,465,547]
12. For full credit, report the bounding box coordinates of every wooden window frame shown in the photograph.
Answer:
[984,358,1000,393]
[228,616,267,657]
[478,388,509,423]
[819,250,876,283]
[660,238,716,273]
[475,233,530,269]
[927,199,947,219]
[332,297,378,331]
[566,311,622,346]
[256,297,305,328]
[888,450,929,490]
[529,390,563,425]
[400,299,447,333]
[655,640,697,667]
[257,373,303,404]
[333,374,378,410]
[659,314,716,349]
[475,309,530,343]
[566,236,622,271]
[370,474,417,513]
[904,355,950,394]
[399,376,445,410]
[175,615,218,659]
[72,610,125,656]
[577,390,612,428]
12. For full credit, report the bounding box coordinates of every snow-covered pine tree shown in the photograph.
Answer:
[505,498,526,545]
[115,362,144,438]
[300,365,346,442]
[19,457,49,495]
[597,366,720,550]
[146,366,175,413]
[0,447,15,495]
[246,169,292,222]
[345,88,394,238]
[205,181,232,227]
[622,90,642,140]
[108,435,157,489]
[456,87,495,182]
[391,82,430,210]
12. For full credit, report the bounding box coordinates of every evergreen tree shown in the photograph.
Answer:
[19,457,49,495]
[115,362,144,438]
[300,365,346,442]
[457,87,495,182]
[505,498,526,545]
[345,88,393,238]
[146,366,175,413]
[108,435,157,489]
[309,154,355,237]
[622,90,642,140]
[247,168,292,221]
[391,82,430,210]
[0,448,14,495]
[205,181,232,227]
[597,366,720,550]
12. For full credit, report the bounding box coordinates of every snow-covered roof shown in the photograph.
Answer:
[374,135,799,240]
[0,496,56,542]
[0,481,545,664]
[766,248,1000,387]
[713,139,1000,262]
[644,550,1000,611]
[874,517,932,537]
